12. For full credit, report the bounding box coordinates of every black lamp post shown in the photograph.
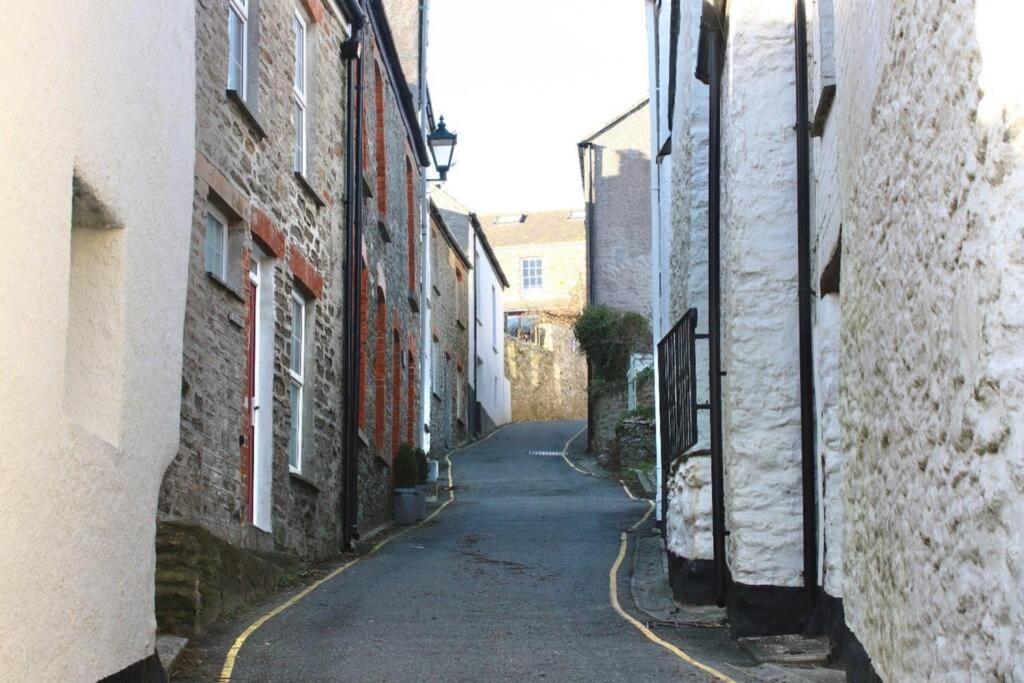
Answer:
[427,116,457,181]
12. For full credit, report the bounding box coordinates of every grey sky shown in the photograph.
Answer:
[427,0,648,214]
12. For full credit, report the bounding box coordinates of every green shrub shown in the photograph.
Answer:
[394,443,420,489]
[415,448,429,485]
[573,305,651,397]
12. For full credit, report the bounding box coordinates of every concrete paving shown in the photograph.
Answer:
[176,421,749,681]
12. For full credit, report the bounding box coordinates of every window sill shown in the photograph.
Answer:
[289,470,320,492]
[296,172,326,208]
[377,218,392,244]
[373,447,392,468]
[408,291,419,312]
[361,172,374,198]
[432,284,441,297]
[492,346,499,355]
[226,89,267,139]
[811,82,837,138]
[207,270,245,303]
[432,391,442,401]
[456,318,467,330]
[357,428,371,448]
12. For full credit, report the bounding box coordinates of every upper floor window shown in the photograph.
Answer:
[491,285,497,348]
[521,258,543,290]
[293,12,308,175]
[228,0,248,98]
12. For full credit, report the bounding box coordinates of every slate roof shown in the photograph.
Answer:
[479,209,587,248]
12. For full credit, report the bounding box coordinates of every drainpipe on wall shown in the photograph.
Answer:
[418,0,432,452]
[340,0,367,549]
[697,0,728,606]
[645,0,664,526]
[794,0,819,603]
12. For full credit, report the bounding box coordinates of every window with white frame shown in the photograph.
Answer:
[204,205,229,280]
[228,0,248,98]
[521,258,543,290]
[431,337,441,395]
[288,293,307,472]
[292,12,308,175]
[491,285,497,348]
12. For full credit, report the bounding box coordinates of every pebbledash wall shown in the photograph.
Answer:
[835,1,1024,679]
[0,3,195,680]
[427,203,471,453]
[157,0,354,636]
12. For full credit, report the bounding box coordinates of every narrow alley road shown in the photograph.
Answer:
[202,421,713,681]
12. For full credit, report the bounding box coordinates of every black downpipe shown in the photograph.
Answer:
[794,0,818,601]
[341,18,366,550]
[705,17,728,608]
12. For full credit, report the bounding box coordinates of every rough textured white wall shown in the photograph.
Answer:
[806,0,845,600]
[836,0,1024,678]
[0,2,195,679]
[719,0,804,588]
[665,0,714,564]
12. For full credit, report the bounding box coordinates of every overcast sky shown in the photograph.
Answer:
[427,0,648,214]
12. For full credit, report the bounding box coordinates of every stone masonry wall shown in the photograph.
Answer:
[719,0,804,588]
[428,218,469,454]
[835,1,1024,678]
[356,24,425,533]
[505,317,587,422]
[159,0,350,560]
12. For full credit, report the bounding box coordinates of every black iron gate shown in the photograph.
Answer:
[657,308,699,531]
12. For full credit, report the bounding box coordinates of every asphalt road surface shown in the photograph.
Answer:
[213,421,714,682]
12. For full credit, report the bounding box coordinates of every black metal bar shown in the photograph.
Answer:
[794,0,819,602]
[340,21,366,550]
[704,7,729,607]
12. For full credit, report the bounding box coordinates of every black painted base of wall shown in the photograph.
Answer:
[99,652,167,683]
[667,551,718,605]
[806,590,881,682]
[727,578,810,638]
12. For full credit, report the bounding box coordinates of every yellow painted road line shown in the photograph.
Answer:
[218,427,504,682]
[556,426,733,682]
[609,532,735,682]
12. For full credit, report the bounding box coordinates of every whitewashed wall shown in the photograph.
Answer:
[835,0,1024,678]
[719,0,805,588]
[473,234,512,428]
[0,2,195,679]
[665,0,714,566]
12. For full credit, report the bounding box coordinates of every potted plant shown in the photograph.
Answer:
[414,448,429,520]
[393,444,420,525]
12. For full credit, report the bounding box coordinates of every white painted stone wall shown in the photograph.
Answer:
[834,1,1024,678]
[665,0,714,565]
[472,230,513,427]
[0,2,195,679]
[719,0,805,588]
[807,0,845,600]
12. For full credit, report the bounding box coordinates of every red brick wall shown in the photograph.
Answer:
[391,328,402,457]
[407,351,416,445]
[374,62,387,219]
[374,289,387,450]
[359,265,369,430]
[406,158,415,292]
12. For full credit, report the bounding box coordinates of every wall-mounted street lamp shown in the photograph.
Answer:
[427,116,457,181]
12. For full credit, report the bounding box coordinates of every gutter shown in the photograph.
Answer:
[794,0,819,602]
[697,0,729,607]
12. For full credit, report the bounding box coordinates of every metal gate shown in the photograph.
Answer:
[657,308,699,531]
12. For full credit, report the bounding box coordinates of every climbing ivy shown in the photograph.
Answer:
[572,305,651,397]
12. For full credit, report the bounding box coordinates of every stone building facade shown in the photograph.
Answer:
[482,210,588,421]
[156,0,430,637]
[0,3,196,679]
[426,201,471,452]
[648,0,1024,679]
[579,100,652,318]
[579,100,653,455]
[431,188,513,436]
